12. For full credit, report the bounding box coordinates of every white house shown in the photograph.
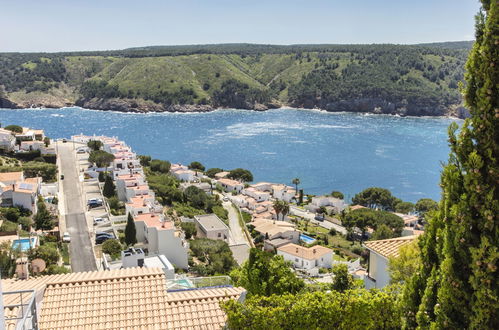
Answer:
[172,169,196,182]
[242,187,270,202]
[0,175,41,213]
[134,213,189,269]
[115,173,148,201]
[277,243,333,270]
[311,195,347,212]
[218,178,244,193]
[125,195,162,216]
[194,214,230,242]
[363,235,418,289]
[19,140,45,152]
[0,128,16,152]
[272,184,296,202]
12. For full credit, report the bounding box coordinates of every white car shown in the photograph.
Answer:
[62,232,71,242]
[223,197,229,202]
[76,148,87,154]
[93,217,105,225]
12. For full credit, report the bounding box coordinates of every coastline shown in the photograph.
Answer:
[0,98,469,119]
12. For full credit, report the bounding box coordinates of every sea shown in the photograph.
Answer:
[0,107,460,203]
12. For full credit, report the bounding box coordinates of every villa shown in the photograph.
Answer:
[0,172,41,213]
[0,128,16,152]
[277,243,333,271]
[194,214,230,242]
[218,178,244,193]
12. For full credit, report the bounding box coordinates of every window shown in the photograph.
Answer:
[295,258,299,262]
[218,233,221,237]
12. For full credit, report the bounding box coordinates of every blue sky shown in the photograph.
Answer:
[1,0,480,52]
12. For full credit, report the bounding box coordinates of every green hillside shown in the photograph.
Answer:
[0,42,471,115]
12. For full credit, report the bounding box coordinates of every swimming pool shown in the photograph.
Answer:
[300,234,316,244]
[12,237,37,252]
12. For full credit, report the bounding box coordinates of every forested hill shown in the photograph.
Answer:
[0,42,472,116]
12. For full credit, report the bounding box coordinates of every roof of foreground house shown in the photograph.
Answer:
[2,267,246,330]
[363,235,418,258]
[278,243,332,260]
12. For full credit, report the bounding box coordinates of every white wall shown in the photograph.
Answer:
[367,251,390,288]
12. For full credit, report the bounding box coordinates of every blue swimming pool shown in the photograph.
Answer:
[300,234,316,244]
[12,237,37,252]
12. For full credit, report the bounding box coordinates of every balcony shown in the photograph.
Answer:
[3,289,38,330]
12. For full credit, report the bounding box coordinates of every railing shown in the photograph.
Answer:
[166,276,232,292]
[3,289,38,330]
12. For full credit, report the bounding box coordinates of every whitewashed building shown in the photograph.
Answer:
[277,243,333,270]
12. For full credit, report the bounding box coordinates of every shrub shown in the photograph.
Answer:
[102,239,122,259]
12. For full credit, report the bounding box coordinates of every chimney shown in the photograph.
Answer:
[296,248,299,253]
[313,249,316,254]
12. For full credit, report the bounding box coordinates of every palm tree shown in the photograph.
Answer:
[281,201,290,221]
[273,200,283,221]
[292,178,300,192]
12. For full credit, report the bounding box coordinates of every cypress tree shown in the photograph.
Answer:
[125,212,137,246]
[102,174,116,198]
[403,2,498,329]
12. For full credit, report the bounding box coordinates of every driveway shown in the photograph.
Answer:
[57,141,97,272]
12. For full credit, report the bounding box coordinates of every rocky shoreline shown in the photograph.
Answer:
[0,96,469,118]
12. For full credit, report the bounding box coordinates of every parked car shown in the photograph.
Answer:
[76,148,86,154]
[223,197,229,202]
[62,138,67,143]
[93,217,105,226]
[314,214,325,221]
[87,198,103,208]
[62,232,71,242]
[95,236,112,245]
[60,174,64,180]
[95,232,114,238]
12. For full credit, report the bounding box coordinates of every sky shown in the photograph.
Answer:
[1,0,481,52]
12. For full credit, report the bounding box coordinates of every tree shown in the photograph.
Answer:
[414,198,438,217]
[272,200,283,220]
[18,216,33,231]
[331,191,344,199]
[292,178,300,192]
[331,263,355,292]
[138,155,151,166]
[394,201,415,214]
[28,245,59,266]
[43,136,50,147]
[88,150,115,168]
[370,223,394,240]
[124,213,137,246]
[4,125,22,133]
[343,208,403,242]
[190,238,236,275]
[102,175,116,198]
[222,289,402,329]
[87,140,103,151]
[230,248,304,296]
[98,171,106,182]
[403,4,499,328]
[227,168,253,182]
[388,240,420,284]
[180,222,197,239]
[188,161,205,172]
[352,187,398,210]
[34,196,54,230]
[149,159,171,173]
[205,167,223,178]
[102,239,122,257]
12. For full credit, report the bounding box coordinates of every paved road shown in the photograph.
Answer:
[290,205,347,234]
[224,201,249,246]
[58,141,97,272]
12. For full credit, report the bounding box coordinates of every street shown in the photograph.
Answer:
[221,198,250,265]
[57,141,97,272]
[290,205,347,235]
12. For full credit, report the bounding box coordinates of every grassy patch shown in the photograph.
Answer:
[60,243,70,265]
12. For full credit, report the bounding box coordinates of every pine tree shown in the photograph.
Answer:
[124,213,137,246]
[402,2,498,328]
[102,174,116,198]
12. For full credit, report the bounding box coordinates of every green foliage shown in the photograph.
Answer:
[227,168,253,182]
[213,79,270,108]
[149,159,171,173]
[17,216,33,231]
[4,125,22,133]
[352,187,399,211]
[222,288,402,329]
[388,240,420,284]
[102,175,116,198]
[331,191,344,199]
[230,248,304,297]
[0,207,20,222]
[87,140,103,151]
[189,238,236,275]
[394,201,415,214]
[272,200,290,221]
[343,208,403,240]
[180,222,197,239]
[138,155,151,166]
[28,244,59,266]
[44,264,70,275]
[0,242,16,277]
[414,198,438,216]
[370,224,394,240]
[124,213,137,246]
[241,211,252,223]
[212,205,228,223]
[98,171,106,182]
[188,161,205,172]
[331,263,355,292]
[88,150,115,168]
[102,239,122,258]
[205,167,223,178]
[34,196,54,230]
[0,220,18,232]
[403,5,499,328]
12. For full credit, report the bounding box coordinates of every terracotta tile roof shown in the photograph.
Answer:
[164,287,245,329]
[135,213,173,231]
[218,178,242,187]
[364,235,418,258]
[350,205,367,211]
[278,243,333,260]
[0,172,23,183]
